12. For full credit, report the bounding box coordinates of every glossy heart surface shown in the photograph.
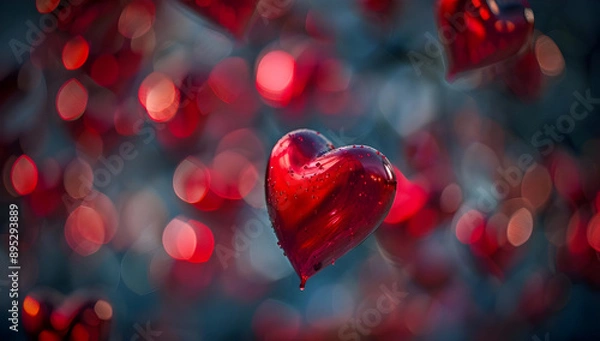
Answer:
[436,0,535,79]
[265,129,396,289]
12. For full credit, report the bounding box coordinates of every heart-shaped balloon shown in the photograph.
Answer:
[436,0,535,79]
[265,129,396,289]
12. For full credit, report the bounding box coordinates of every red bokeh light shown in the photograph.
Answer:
[56,78,88,121]
[455,209,485,245]
[65,205,106,256]
[11,155,39,196]
[90,54,119,87]
[118,0,155,39]
[256,50,296,107]
[384,167,428,224]
[173,157,210,204]
[587,214,600,252]
[139,72,179,122]
[162,217,215,263]
[36,0,59,14]
[62,36,89,70]
[209,57,250,104]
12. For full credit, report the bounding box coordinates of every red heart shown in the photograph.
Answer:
[266,129,397,289]
[436,0,535,79]
[175,0,259,38]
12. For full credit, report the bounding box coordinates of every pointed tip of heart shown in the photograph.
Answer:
[299,275,308,291]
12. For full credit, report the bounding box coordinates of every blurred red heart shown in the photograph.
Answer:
[436,0,535,79]
[175,0,259,38]
[265,129,396,289]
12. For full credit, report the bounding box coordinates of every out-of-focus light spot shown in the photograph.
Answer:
[521,165,552,210]
[216,128,266,164]
[384,167,428,224]
[566,210,589,254]
[211,151,254,200]
[587,214,600,252]
[71,324,89,341]
[173,157,210,204]
[94,300,113,320]
[91,54,119,87]
[440,183,462,213]
[39,330,61,341]
[455,209,485,244]
[36,0,59,13]
[139,72,179,122]
[118,0,155,39]
[64,158,93,199]
[23,296,40,316]
[239,164,265,208]
[57,78,88,121]
[238,164,259,199]
[193,188,224,212]
[507,208,534,247]
[50,310,70,331]
[162,217,214,263]
[552,153,582,201]
[62,36,89,70]
[535,35,565,77]
[256,50,296,107]
[407,208,439,238]
[65,205,106,256]
[11,155,38,196]
[209,57,249,104]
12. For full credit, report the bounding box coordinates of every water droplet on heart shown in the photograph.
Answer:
[331,259,336,265]
[316,162,321,167]
[300,276,307,291]
[325,174,330,178]
[303,165,308,169]
[376,151,380,155]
